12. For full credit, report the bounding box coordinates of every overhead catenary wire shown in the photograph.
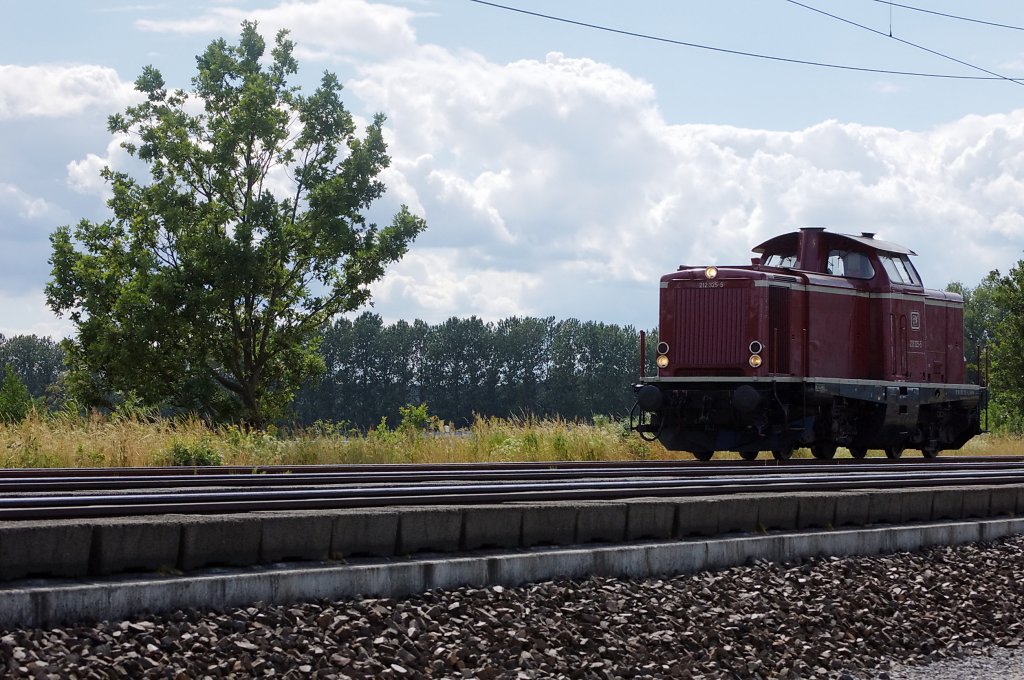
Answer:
[869,0,1024,33]
[467,0,1022,82]
[784,0,1023,86]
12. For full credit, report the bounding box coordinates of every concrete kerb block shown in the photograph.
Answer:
[980,517,1024,543]
[682,495,762,536]
[178,515,262,571]
[929,488,965,521]
[866,490,904,525]
[255,512,333,564]
[901,489,934,522]
[642,540,709,576]
[795,493,837,530]
[833,492,871,527]
[961,487,992,519]
[989,486,1020,518]
[852,526,893,556]
[915,523,963,551]
[0,521,93,580]
[420,557,489,592]
[591,545,648,579]
[461,505,524,551]
[780,532,830,561]
[329,509,399,558]
[487,550,591,587]
[704,535,781,571]
[624,500,676,541]
[396,507,463,554]
[35,578,225,629]
[89,517,182,576]
[674,497,721,537]
[721,495,766,534]
[486,553,544,586]
[758,495,801,532]
[519,503,577,547]
[576,502,627,543]
[343,562,429,599]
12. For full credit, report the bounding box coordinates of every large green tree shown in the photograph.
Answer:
[990,262,1024,432]
[0,334,65,402]
[948,271,1003,384]
[47,23,426,425]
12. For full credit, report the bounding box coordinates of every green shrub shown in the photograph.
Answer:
[397,403,437,435]
[168,439,222,466]
[0,365,33,424]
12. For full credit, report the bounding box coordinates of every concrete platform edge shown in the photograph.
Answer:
[4,516,1023,628]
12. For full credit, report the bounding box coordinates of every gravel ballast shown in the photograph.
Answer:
[4,535,1024,678]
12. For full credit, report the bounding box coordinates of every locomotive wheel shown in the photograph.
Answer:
[921,447,940,459]
[811,442,837,460]
[739,450,759,461]
[692,450,714,461]
[884,445,905,459]
[848,447,868,459]
[771,445,794,461]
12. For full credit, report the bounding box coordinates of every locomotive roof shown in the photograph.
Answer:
[752,229,917,257]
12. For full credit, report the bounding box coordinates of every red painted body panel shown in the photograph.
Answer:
[634,228,983,458]
[656,230,966,385]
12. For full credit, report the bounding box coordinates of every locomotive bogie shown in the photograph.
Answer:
[632,227,986,459]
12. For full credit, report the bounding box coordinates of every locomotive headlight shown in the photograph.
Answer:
[749,340,764,355]
[749,354,763,368]
[704,266,718,279]
[656,354,670,369]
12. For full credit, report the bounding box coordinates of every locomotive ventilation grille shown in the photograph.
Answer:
[768,285,790,374]
[670,287,746,367]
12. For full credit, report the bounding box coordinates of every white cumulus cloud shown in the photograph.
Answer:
[135,0,418,59]
[0,290,74,339]
[0,64,138,120]
[346,43,1024,325]
[0,183,62,221]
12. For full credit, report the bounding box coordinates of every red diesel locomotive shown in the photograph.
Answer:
[631,227,986,460]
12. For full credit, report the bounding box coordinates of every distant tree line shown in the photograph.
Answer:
[0,319,658,428]
[294,313,658,429]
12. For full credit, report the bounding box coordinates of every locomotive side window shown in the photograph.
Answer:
[827,249,874,279]
[763,253,797,268]
[879,253,922,286]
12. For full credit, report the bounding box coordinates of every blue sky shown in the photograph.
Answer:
[3,0,1024,337]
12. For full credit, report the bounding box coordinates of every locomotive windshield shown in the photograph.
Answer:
[763,252,797,268]
[826,250,874,279]
[878,253,922,285]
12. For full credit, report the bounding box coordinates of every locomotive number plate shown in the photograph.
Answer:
[697,281,724,288]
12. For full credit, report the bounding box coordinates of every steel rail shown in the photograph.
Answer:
[4,458,1024,493]
[2,466,1024,520]
[0,455,1019,479]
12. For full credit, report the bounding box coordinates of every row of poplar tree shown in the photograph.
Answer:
[0,316,659,428]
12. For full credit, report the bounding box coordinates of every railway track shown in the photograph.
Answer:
[1,456,1023,520]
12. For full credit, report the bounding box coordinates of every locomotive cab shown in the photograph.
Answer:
[632,227,985,461]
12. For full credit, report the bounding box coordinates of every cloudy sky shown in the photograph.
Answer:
[3,0,1024,337]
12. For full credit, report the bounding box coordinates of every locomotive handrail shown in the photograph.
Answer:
[639,329,646,379]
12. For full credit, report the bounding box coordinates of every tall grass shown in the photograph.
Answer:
[0,411,675,468]
[0,410,1015,468]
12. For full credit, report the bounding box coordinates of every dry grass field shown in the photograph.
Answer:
[0,411,1015,468]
